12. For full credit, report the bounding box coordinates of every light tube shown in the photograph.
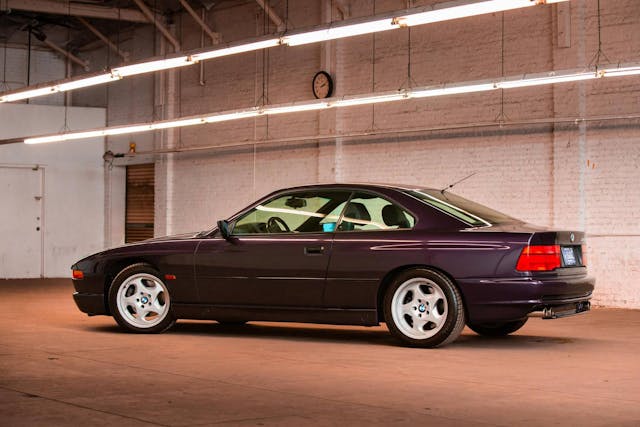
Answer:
[104,125,154,136]
[0,86,58,102]
[283,19,397,46]
[112,56,194,77]
[598,64,640,77]
[264,102,330,115]
[497,71,596,88]
[204,109,260,123]
[25,129,106,144]
[411,82,497,98]
[56,74,121,91]
[152,118,206,129]
[332,92,409,107]
[393,0,569,27]
[190,39,282,61]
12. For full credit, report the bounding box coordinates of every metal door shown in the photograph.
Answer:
[0,166,44,278]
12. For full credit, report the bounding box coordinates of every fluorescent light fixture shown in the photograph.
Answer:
[56,74,121,91]
[112,56,194,77]
[0,86,58,102]
[598,63,640,77]
[332,92,409,107]
[497,71,596,88]
[190,38,282,61]
[104,125,154,136]
[411,82,497,98]
[393,0,569,27]
[152,118,206,130]
[21,61,640,145]
[283,19,397,46]
[264,102,329,115]
[204,109,260,123]
[25,129,106,144]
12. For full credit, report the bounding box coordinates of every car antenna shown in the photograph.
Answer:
[440,171,477,194]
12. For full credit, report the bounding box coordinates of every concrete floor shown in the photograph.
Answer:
[0,279,639,427]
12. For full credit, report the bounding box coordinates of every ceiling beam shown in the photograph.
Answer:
[76,17,129,61]
[40,38,90,71]
[334,0,350,19]
[255,0,285,32]
[131,0,181,52]
[177,0,220,45]
[1,0,149,23]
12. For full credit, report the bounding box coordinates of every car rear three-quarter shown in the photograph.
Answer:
[400,188,594,338]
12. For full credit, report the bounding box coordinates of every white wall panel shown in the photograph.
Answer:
[0,104,106,278]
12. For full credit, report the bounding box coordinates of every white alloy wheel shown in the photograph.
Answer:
[391,277,448,340]
[115,273,170,329]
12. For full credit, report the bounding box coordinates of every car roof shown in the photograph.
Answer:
[281,182,437,193]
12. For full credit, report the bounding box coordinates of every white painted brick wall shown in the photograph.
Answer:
[96,0,640,308]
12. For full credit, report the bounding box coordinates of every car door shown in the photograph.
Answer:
[325,191,423,309]
[194,190,351,308]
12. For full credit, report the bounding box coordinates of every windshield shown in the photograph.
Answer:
[404,189,517,227]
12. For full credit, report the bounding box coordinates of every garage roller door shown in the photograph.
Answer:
[125,164,154,243]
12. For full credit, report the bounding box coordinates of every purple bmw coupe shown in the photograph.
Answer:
[72,183,594,347]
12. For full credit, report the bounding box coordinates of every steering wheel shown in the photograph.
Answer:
[267,216,290,233]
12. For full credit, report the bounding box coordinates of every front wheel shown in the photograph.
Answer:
[467,318,528,337]
[383,268,465,348]
[108,263,176,333]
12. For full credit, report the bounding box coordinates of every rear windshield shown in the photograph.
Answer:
[404,189,517,227]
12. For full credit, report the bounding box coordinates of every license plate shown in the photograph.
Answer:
[562,247,577,266]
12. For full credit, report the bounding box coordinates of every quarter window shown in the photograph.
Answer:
[233,191,351,234]
[338,193,415,231]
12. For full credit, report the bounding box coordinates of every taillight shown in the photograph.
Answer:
[516,245,561,272]
[72,270,84,279]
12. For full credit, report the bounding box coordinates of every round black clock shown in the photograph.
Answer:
[312,71,333,99]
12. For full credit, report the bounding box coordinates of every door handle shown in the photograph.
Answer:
[304,245,324,255]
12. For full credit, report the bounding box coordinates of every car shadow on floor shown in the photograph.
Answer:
[88,321,589,349]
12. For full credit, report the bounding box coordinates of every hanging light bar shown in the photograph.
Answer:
[0,0,569,104]
[56,73,122,91]
[0,73,122,102]
[497,70,596,88]
[22,61,639,145]
[393,0,567,27]
[597,63,640,77]
[112,56,194,77]
[331,92,410,107]
[411,82,497,98]
[263,101,330,114]
[190,38,282,61]
[282,18,398,46]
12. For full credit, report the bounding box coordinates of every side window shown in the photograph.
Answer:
[338,192,415,232]
[233,191,351,234]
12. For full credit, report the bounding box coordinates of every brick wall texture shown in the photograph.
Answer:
[98,0,639,307]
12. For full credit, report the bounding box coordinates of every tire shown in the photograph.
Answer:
[383,268,465,348]
[108,263,176,333]
[467,318,528,337]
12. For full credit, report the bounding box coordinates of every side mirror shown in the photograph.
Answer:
[217,220,231,240]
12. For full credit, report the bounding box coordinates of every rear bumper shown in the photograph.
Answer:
[73,292,107,316]
[458,274,595,323]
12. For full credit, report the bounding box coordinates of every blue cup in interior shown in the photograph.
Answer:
[322,222,336,232]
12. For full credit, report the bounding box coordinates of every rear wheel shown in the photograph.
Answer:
[467,318,528,336]
[383,268,465,348]
[108,263,176,333]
